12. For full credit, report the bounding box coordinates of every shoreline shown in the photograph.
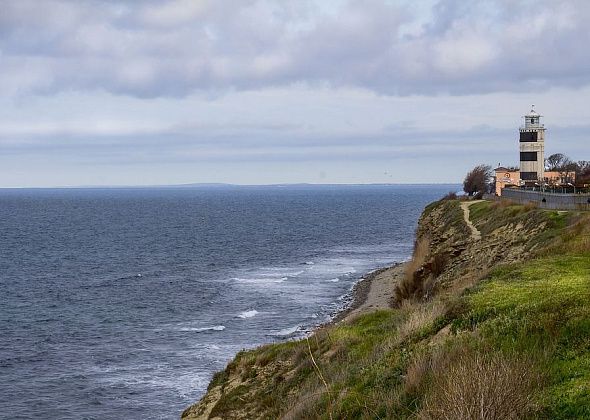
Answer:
[330,262,407,324]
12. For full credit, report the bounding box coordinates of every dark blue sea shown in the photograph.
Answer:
[0,184,456,419]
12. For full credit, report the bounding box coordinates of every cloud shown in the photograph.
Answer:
[1,0,590,98]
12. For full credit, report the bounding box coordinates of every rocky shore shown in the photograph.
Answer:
[331,263,406,324]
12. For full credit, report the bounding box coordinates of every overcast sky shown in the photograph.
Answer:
[1,0,589,187]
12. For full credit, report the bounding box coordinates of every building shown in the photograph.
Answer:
[494,106,576,196]
[494,167,520,196]
[519,105,546,183]
[494,168,576,195]
[544,170,576,186]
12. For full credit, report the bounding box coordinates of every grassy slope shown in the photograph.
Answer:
[183,200,590,419]
[458,255,590,418]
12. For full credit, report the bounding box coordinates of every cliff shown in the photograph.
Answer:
[182,199,590,419]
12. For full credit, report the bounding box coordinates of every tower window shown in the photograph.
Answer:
[520,132,537,142]
[520,172,538,180]
[520,152,538,161]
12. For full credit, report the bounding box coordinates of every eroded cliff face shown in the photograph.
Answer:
[409,200,550,297]
[181,199,569,420]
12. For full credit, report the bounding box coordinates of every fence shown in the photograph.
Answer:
[501,188,590,211]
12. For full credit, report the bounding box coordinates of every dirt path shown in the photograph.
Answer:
[460,200,482,241]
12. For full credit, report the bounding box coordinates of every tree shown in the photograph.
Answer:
[545,153,577,184]
[545,153,574,172]
[463,164,492,196]
[575,161,590,184]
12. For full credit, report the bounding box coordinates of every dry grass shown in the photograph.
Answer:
[523,201,539,211]
[490,198,516,209]
[562,214,590,253]
[429,252,449,277]
[397,299,446,341]
[394,235,452,304]
[394,237,430,303]
[538,213,590,256]
[417,349,543,420]
[445,268,489,296]
[282,388,324,420]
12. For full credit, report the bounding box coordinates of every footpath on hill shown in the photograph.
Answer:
[460,200,482,241]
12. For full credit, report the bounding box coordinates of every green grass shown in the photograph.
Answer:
[455,253,590,418]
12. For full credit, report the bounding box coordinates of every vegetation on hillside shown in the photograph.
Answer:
[462,164,493,197]
[182,199,590,419]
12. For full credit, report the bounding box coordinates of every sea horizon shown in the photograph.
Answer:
[0,182,460,190]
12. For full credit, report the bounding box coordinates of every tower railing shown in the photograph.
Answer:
[519,124,545,130]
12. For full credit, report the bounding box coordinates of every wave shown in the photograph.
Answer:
[177,325,225,333]
[233,277,283,283]
[327,278,340,282]
[257,269,305,277]
[238,310,259,319]
[232,276,287,284]
[272,325,300,337]
[117,273,144,281]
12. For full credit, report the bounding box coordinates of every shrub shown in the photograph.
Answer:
[442,191,457,200]
[418,350,543,420]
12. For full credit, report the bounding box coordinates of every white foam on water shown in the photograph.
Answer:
[233,270,297,283]
[256,269,305,277]
[238,310,259,319]
[93,367,214,400]
[273,325,300,336]
[330,243,411,254]
[327,278,340,282]
[231,277,280,284]
[177,325,225,332]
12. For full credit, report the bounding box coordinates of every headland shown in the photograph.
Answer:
[182,197,590,419]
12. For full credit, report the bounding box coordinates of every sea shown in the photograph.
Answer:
[0,184,456,419]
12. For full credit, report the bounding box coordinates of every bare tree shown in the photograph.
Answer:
[545,153,574,172]
[576,161,590,185]
[463,164,492,196]
[545,153,577,183]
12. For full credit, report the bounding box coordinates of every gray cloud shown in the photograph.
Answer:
[1,0,590,98]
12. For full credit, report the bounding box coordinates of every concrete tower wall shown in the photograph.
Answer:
[519,107,545,182]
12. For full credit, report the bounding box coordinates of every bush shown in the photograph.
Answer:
[418,350,543,420]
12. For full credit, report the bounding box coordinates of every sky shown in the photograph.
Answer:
[1,0,589,187]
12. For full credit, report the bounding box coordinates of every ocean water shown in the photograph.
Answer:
[0,184,456,419]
